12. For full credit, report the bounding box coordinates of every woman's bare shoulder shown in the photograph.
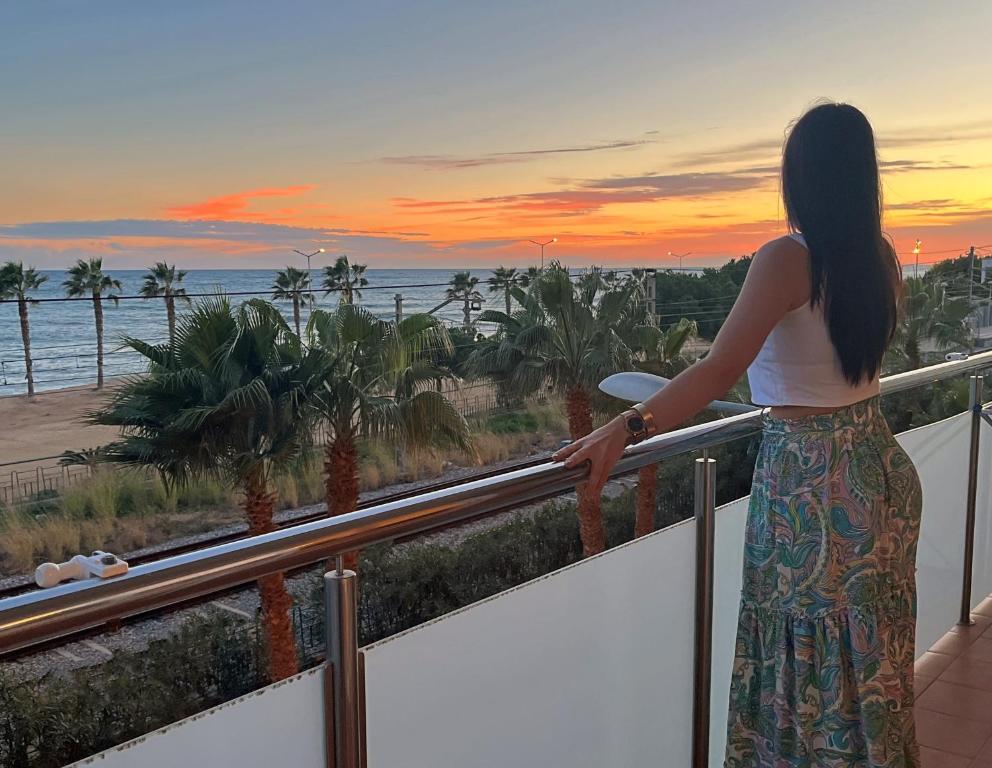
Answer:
[749,235,811,307]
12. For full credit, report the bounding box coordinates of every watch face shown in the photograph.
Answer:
[626,414,645,433]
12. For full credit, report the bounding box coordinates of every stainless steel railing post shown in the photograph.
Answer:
[324,569,362,768]
[692,456,717,768]
[959,374,985,625]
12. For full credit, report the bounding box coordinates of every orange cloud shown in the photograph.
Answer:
[166,185,317,221]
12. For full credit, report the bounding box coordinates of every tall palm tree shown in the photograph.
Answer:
[271,266,311,336]
[306,304,470,569]
[63,259,122,389]
[471,262,640,555]
[887,276,972,372]
[323,255,368,304]
[446,271,483,329]
[93,298,321,681]
[487,266,522,315]
[0,262,48,397]
[139,262,189,344]
[628,317,698,537]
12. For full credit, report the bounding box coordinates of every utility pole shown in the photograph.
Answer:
[968,246,976,353]
[968,246,976,305]
[642,267,657,324]
[913,240,921,278]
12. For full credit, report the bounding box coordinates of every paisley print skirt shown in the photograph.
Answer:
[725,397,923,768]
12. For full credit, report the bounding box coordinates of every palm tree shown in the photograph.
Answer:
[471,262,640,555]
[139,262,189,344]
[446,271,483,329]
[487,266,522,315]
[306,304,470,569]
[518,266,542,288]
[63,259,122,389]
[323,255,368,304]
[93,298,321,681]
[628,317,698,537]
[0,262,48,397]
[887,276,972,373]
[271,266,311,336]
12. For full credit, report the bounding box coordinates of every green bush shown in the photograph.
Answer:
[485,410,539,434]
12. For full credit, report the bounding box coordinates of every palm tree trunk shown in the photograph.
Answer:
[244,477,298,681]
[292,297,301,337]
[166,294,176,344]
[505,288,511,316]
[92,293,105,389]
[18,299,34,397]
[463,297,471,329]
[635,465,657,537]
[567,386,604,556]
[325,432,360,571]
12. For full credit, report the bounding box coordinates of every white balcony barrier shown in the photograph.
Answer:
[71,410,990,768]
[67,668,327,768]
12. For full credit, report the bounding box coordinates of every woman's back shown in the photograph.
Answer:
[747,232,881,408]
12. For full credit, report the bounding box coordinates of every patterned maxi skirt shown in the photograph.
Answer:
[724,397,923,768]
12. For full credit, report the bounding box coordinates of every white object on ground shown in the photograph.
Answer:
[599,371,759,414]
[34,551,129,588]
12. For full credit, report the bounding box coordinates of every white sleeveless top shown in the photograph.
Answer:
[746,233,880,407]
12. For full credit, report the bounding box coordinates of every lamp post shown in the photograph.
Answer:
[527,238,557,269]
[293,248,325,307]
[668,251,692,272]
[913,240,922,278]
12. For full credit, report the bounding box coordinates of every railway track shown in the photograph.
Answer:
[0,454,552,610]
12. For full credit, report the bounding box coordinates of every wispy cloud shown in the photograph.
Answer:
[878,120,992,148]
[670,119,991,171]
[380,138,652,170]
[393,169,771,218]
[880,159,972,172]
[670,138,784,169]
[165,185,317,220]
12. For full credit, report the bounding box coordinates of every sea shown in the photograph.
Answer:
[0,269,504,396]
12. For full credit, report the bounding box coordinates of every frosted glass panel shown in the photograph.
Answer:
[364,519,698,768]
[901,413,973,652]
[67,668,326,768]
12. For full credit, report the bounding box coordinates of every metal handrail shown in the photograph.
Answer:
[1,349,991,655]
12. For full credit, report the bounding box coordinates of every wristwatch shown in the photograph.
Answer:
[621,403,657,444]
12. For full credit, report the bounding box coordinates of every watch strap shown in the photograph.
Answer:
[632,402,657,437]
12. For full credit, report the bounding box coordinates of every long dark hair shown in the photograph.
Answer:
[782,102,900,385]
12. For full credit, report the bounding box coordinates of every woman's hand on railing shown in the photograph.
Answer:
[552,417,629,495]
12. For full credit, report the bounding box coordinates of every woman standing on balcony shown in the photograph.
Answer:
[554,101,920,768]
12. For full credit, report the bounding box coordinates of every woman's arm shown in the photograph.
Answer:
[552,236,808,493]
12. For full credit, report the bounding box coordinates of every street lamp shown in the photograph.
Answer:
[293,248,325,307]
[528,238,557,269]
[668,251,692,272]
[913,240,922,278]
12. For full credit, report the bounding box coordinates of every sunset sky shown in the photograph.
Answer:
[2,1,991,270]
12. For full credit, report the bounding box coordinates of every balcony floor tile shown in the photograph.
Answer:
[915,595,992,767]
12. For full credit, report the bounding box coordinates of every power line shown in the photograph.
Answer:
[0,268,641,306]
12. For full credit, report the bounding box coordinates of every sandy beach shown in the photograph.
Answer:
[0,384,121,468]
